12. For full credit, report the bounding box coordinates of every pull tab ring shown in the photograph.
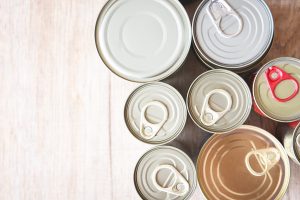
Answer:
[245,148,281,177]
[207,0,243,38]
[265,66,299,102]
[200,89,232,126]
[140,101,168,140]
[151,165,189,196]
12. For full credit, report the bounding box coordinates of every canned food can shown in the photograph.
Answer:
[134,146,197,200]
[253,57,300,122]
[283,122,300,165]
[95,0,191,82]
[197,125,290,200]
[187,69,252,133]
[125,82,187,145]
[192,0,274,73]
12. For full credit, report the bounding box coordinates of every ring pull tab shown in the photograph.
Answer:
[207,0,243,38]
[265,66,299,102]
[140,101,168,140]
[151,165,189,197]
[200,89,232,126]
[245,147,281,177]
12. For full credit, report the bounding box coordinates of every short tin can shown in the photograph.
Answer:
[197,125,290,200]
[134,146,197,200]
[125,82,187,145]
[192,0,274,73]
[187,69,252,133]
[95,0,192,82]
[283,122,300,165]
[253,57,300,122]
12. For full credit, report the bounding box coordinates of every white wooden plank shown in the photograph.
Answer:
[0,0,112,199]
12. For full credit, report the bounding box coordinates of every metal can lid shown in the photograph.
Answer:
[293,123,300,162]
[197,125,290,200]
[95,0,191,82]
[134,146,197,200]
[253,57,300,122]
[125,82,187,145]
[187,69,252,133]
[192,0,273,70]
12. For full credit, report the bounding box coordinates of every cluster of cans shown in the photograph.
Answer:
[95,0,300,199]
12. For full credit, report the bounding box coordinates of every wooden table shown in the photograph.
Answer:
[0,0,299,199]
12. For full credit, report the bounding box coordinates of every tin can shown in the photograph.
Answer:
[253,57,300,122]
[192,0,274,73]
[187,69,252,133]
[95,0,192,82]
[197,125,290,200]
[283,122,300,165]
[125,82,187,145]
[134,146,197,200]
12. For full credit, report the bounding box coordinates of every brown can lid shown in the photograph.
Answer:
[197,125,290,200]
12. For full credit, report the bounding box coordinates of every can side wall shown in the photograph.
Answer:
[278,123,300,165]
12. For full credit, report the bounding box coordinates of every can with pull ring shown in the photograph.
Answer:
[187,69,252,133]
[197,125,290,200]
[134,146,197,200]
[253,57,300,122]
[192,0,274,73]
[124,82,187,145]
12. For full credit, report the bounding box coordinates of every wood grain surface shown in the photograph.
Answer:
[0,0,299,199]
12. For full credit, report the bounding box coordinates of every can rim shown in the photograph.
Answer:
[196,125,291,200]
[95,0,192,83]
[193,37,274,74]
[124,82,187,145]
[134,146,198,200]
[253,57,300,122]
[186,69,252,134]
[292,122,300,163]
[192,0,274,71]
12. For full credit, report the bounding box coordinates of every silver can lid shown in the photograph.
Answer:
[125,82,187,144]
[134,146,197,200]
[187,69,252,133]
[253,57,300,122]
[95,0,191,82]
[193,0,273,70]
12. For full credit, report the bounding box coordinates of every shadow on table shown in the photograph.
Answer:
[162,46,211,164]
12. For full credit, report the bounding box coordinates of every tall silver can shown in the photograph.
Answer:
[192,0,274,73]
